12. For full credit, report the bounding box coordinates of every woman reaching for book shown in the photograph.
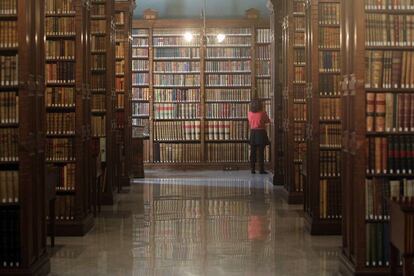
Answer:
[248,99,270,174]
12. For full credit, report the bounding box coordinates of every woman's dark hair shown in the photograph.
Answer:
[250,99,262,113]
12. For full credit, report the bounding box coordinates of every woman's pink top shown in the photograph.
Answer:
[248,111,270,129]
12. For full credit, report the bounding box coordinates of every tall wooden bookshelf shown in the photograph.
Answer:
[269,0,285,185]
[340,0,414,274]
[114,0,134,187]
[304,0,342,235]
[0,0,50,274]
[45,0,94,236]
[90,0,116,204]
[281,0,307,204]
[131,14,271,168]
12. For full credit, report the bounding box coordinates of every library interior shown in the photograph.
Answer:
[1,0,414,275]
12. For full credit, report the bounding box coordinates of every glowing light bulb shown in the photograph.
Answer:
[217,33,226,43]
[183,32,193,42]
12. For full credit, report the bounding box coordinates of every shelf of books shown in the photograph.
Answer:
[0,0,51,274]
[114,0,134,186]
[280,0,307,204]
[303,0,342,235]
[90,0,116,204]
[45,0,94,236]
[340,0,414,274]
[134,179,275,274]
[132,16,271,167]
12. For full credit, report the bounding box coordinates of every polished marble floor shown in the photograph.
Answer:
[50,170,342,276]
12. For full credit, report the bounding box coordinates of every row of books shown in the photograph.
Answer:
[0,170,18,203]
[206,48,250,59]
[320,98,341,120]
[367,93,414,132]
[319,75,341,95]
[115,60,124,75]
[205,61,250,72]
[294,86,306,99]
[46,40,75,59]
[366,223,390,267]
[132,73,149,86]
[132,29,148,37]
[319,51,340,72]
[91,55,106,70]
[207,36,251,46]
[154,48,200,59]
[294,49,305,64]
[207,143,250,162]
[256,29,271,44]
[207,28,251,35]
[320,151,341,177]
[116,93,124,109]
[91,36,106,52]
[320,124,342,148]
[294,67,305,82]
[0,209,20,268]
[46,112,75,134]
[294,164,304,192]
[0,128,18,161]
[0,21,17,48]
[132,60,149,71]
[154,103,200,119]
[154,61,200,73]
[153,121,201,141]
[318,3,340,25]
[55,164,75,191]
[115,42,125,58]
[132,102,149,116]
[365,178,414,220]
[205,103,248,119]
[91,116,106,137]
[293,1,305,14]
[45,17,75,35]
[91,20,106,34]
[293,103,307,121]
[153,143,202,163]
[91,74,106,90]
[0,54,18,86]
[0,92,18,123]
[153,37,200,47]
[54,196,75,220]
[132,118,150,137]
[365,51,414,89]
[367,136,414,174]
[318,27,340,48]
[319,179,342,219]
[205,120,249,141]
[294,122,306,141]
[365,0,414,10]
[132,37,148,47]
[132,87,150,101]
[154,88,200,102]
[256,45,270,60]
[294,142,307,161]
[45,62,74,83]
[92,95,105,111]
[294,17,305,31]
[366,14,414,46]
[115,11,125,25]
[205,74,251,86]
[153,74,200,86]
[256,79,273,99]
[206,89,251,102]
[45,138,75,161]
[294,32,305,46]
[0,0,17,15]
[115,77,124,91]
[90,3,105,17]
[256,61,270,76]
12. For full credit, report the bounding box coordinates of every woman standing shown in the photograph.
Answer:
[248,99,271,174]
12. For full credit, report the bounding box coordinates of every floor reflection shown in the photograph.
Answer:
[50,171,341,276]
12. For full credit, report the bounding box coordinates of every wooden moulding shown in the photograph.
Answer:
[51,213,94,237]
[304,212,341,236]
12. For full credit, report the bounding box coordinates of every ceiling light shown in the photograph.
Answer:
[216,33,226,43]
[183,32,193,42]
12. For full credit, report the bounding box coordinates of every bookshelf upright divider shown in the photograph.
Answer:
[45,0,94,236]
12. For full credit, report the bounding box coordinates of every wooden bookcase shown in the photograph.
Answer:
[269,0,285,185]
[90,0,116,204]
[280,0,307,204]
[0,0,50,274]
[131,15,271,168]
[340,0,414,274]
[304,0,342,235]
[114,0,135,187]
[45,0,94,236]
